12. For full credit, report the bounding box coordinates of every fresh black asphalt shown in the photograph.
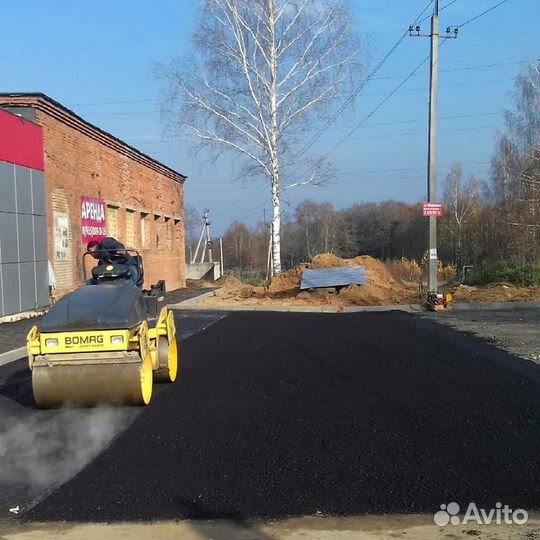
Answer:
[17,310,540,522]
[0,310,226,519]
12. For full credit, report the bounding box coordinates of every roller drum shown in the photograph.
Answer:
[32,351,153,408]
[154,336,178,383]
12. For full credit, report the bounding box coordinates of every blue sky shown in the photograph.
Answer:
[2,0,539,234]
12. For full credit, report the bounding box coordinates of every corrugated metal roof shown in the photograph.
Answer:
[300,266,366,290]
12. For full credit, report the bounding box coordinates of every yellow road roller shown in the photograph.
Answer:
[26,252,178,408]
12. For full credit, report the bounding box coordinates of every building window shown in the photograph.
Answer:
[174,219,182,243]
[125,209,135,248]
[140,212,149,247]
[107,205,118,238]
[54,212,70,260]
[154,215,161,247]
[164,217,172,249]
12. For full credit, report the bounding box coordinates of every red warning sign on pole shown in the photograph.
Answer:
[423,202,443,217]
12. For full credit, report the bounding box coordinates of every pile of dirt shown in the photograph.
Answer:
[202,254,417,307]
[450,282,540,303]
[266,254,415,306]
[267,263,309,295]
[214,275,255,300]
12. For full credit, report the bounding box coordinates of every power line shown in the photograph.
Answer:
[336,170,491,185]
[456,0,511,27]
[198,160,493,221]
[320,54,430,158]
[356,76,513,98]
[71,98,158,107]
[291,0,435,160]
[66,60,527,110]
[77,75,511,120]
[318,124,500,144]
[370,59,527,81]
[133,110,503,147]
[313,0,519,167]
[332,110,501,130]
[418,0,460,24]
[154,122,500,158]
[192,168,492,192]
[189,161,491,187]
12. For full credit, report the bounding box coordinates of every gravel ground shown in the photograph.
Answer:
[19,311,540,522]
[422,306,540,363]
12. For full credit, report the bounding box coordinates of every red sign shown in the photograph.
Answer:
[81,196,107,244]
[423,202,443,217]
[0,110,44,171]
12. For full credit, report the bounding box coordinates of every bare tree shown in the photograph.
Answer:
[441,163,480,273]
[489,62,540,263]
[182,204,201,261]
[161,0,362,274]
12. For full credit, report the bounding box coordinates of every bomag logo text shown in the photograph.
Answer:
[65,335,104,346]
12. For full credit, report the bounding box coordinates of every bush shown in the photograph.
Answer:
[479,263,540,287]
[387,257,456,284]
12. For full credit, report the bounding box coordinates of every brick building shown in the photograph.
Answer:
[0,93,186,317]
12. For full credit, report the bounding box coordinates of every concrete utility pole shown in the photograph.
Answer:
[409,2,458,302]
[219,237,224,275]
[427,0,439,296]
[192,209,212,263]
[205,210,213,263]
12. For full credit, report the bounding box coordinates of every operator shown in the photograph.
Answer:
[87,237,139,283]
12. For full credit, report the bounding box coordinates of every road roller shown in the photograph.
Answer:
[26,252,178,408]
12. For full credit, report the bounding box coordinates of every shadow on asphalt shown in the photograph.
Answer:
[0,366,35,408]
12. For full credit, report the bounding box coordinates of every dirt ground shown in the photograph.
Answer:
[2,516,539,540]
[200,254,540,308]
[449,282,540,303]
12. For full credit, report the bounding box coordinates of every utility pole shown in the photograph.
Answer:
[219,236,224,275]
[192,209,212,263]
[427,0,439,299]
[205,210,213,263]
[409,2,458,305]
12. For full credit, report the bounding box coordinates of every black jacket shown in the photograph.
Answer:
[97,237,136,266]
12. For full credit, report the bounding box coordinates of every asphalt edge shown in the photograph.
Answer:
[167,288,220,308]
[0,346,27,367]
[169,295,540,313]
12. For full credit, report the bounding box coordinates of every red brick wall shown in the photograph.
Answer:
[36,109,186,295]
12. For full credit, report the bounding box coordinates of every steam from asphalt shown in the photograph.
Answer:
[0,407,136,506]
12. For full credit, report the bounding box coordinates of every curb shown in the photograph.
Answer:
[167,289,221,309]
[170,301,423,314]
[448,301,540,311]
[344,304,424,313]
[172,304,341,313]
[0,346,27,367]
[168,295,540,314]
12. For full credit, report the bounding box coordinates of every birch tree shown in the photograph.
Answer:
[490,63,540,262]
[441,163,480,273]
[162,0,361,274]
